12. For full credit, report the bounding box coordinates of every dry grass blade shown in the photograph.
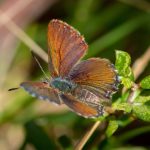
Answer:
[0,0,33,28]
[132,46,150,80]
[75,121,101,150]
[0,9,48,63]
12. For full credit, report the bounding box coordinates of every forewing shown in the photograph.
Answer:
[48,19,88,77]
[60,93,104,118]
[20,81,61,105]
[69,58,120,100]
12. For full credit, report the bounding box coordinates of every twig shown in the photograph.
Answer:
[132,46,150,80]
[0,9,48,62]
[75,120,101,150]
[127,83,140,103]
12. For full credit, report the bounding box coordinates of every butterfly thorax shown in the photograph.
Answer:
[51,77,76,93]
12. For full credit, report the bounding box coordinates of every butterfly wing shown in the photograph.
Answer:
[60,93,104,118]
[72,85,111,106]
[20,81,61,105]
[48,19,88,77]
[69,58,120,102]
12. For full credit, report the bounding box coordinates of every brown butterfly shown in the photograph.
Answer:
[20,19,120,118]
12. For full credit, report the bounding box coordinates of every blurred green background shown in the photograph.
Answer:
[0,0,150,150]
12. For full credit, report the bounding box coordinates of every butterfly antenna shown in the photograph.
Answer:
[8,87,19,91]
[31,51,49,80]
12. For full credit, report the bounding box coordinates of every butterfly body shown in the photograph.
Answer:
[51,77,76,93]
[20,19,120,118]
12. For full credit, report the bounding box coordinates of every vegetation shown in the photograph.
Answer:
[0,0,150,150]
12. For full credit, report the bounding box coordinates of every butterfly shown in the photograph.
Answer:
[20,19,120,118]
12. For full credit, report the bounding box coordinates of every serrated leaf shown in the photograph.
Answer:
[133,103,150,122]
[113,103,132,113]
[121,77,133,89]
[140,75,150,89]
[115,50,130,75]
[135,90,150,103]
[106,120,118,137]
[115,50,134,81]
[127,67,134,81]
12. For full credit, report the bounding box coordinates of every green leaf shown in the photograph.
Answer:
[121,77,133,89]
[133,102,150,122]
[140,75,150,89]
[112,103,132,113]
[115,50,132,78]
[115,50,134,88]
[120,91,130,103]
[135,90,150,103]
[106,120,119,137]
[116,116,133,127]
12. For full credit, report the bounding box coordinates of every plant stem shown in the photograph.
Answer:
[75,120,101,150]
[127,83,140,103]
[132,46,150,80]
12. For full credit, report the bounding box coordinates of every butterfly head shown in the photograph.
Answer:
[51,77,76,93]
